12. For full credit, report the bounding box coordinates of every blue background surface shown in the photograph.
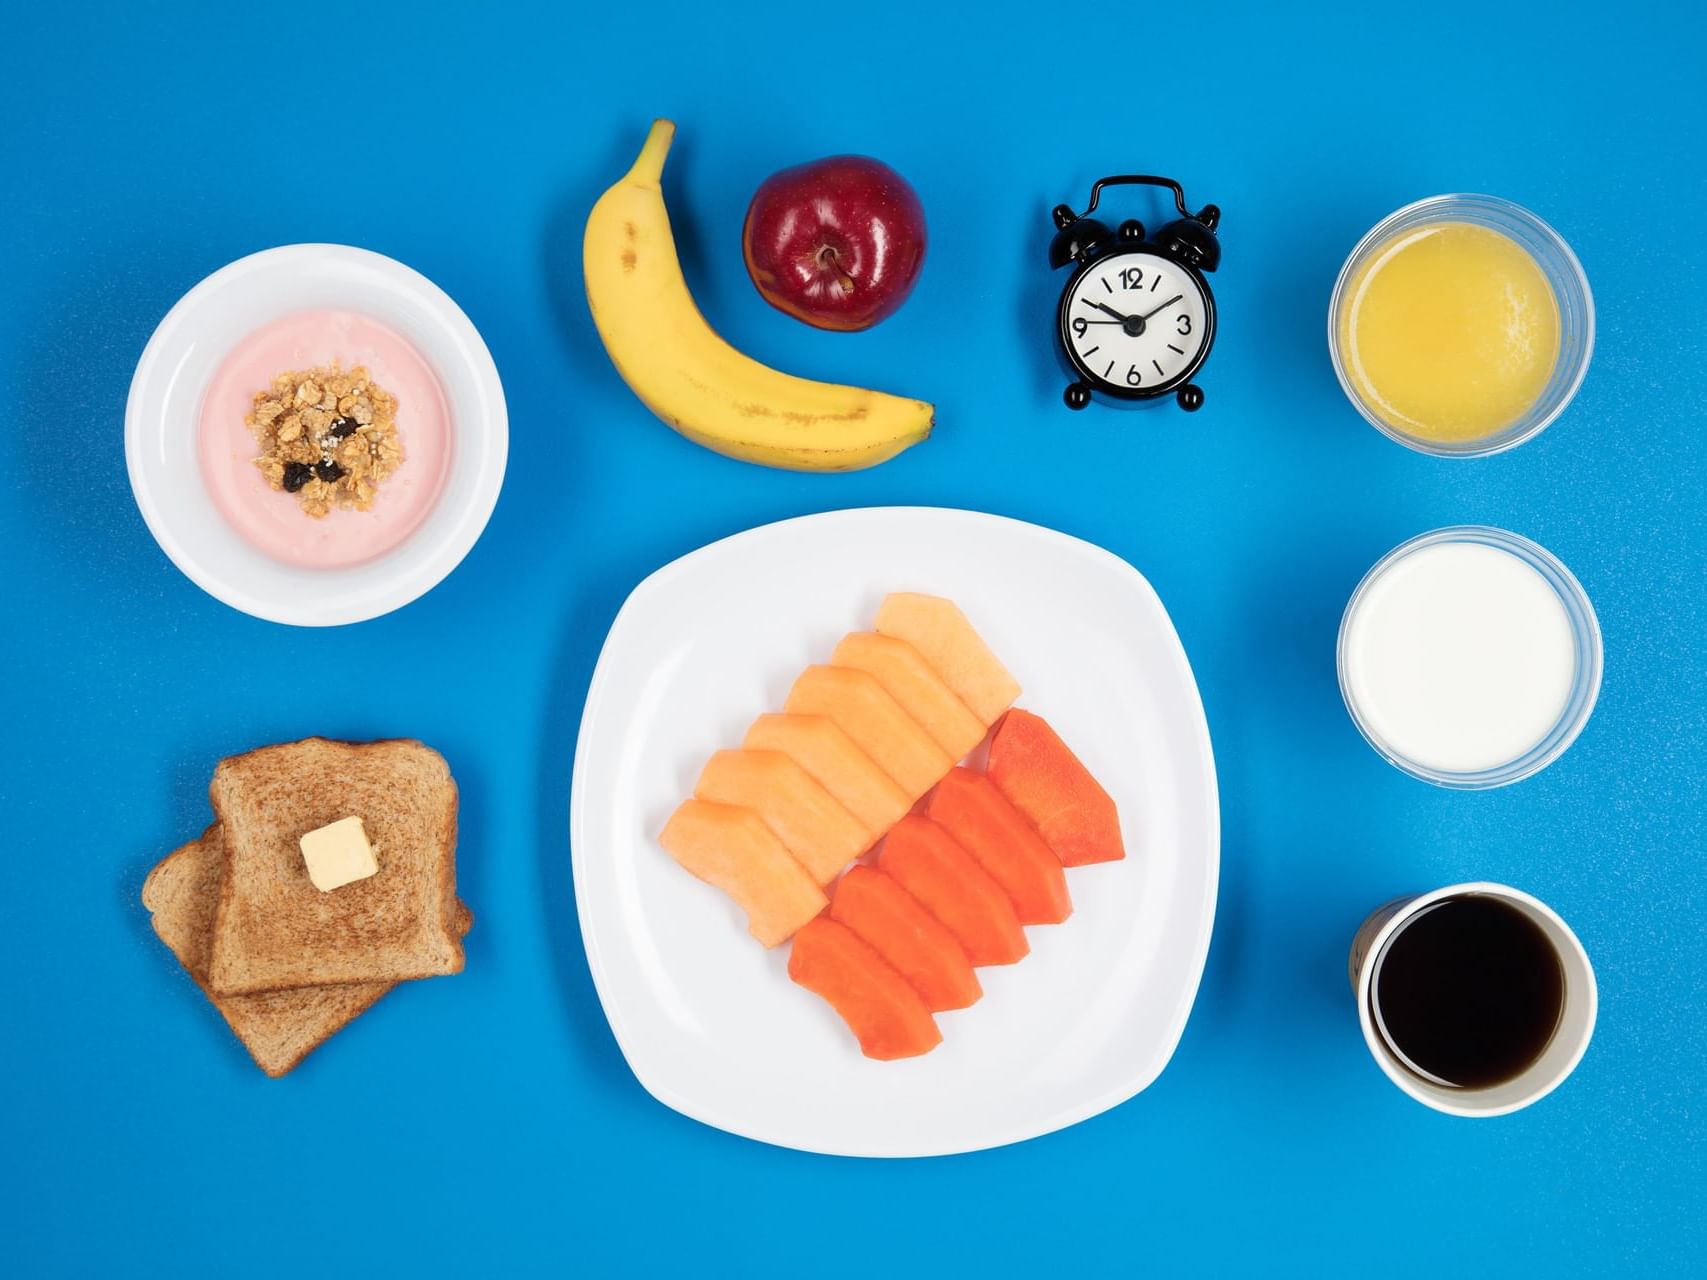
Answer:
[3,1,1703,1272]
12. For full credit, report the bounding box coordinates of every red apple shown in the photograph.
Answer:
[742,155,926,331]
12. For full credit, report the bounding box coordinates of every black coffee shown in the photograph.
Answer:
[1371,895,1564,1089]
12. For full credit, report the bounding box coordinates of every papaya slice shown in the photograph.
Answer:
[877,815,1028,966]
[658,800,827,947]
[830,866,981,1012]
[830,632,987,760]
[875,593,1020,725]
[926,767,1072,924]
[788,916,942,1060]
[986,709,1125,866]
[784,665,952,800]
[694,749,870,884]
[743,713,911,837]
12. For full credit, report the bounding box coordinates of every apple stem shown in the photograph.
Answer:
[817,245,857,295]
[628,119,676,186]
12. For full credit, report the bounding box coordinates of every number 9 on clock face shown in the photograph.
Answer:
[1060,250,1212,397]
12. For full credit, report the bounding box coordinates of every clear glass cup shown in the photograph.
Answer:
[1328,195,1594,457]
[1336,526,1603,789]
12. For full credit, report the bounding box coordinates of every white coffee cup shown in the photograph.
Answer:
[1349,882,1596,1117]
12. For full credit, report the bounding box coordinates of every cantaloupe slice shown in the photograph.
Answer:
[784,666,952,800]
[694,749,870,884]
[831,632,987,760]
[788,916,942,1060]
[875,593,1020,725]
[830,866,981,1012]
[926,767,1072,924]
[743,713,911,837]
[986,709,1125,866]
[878,815,1028,966]
[658,800,827,947]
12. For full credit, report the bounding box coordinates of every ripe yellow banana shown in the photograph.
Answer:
[584,120,934,472]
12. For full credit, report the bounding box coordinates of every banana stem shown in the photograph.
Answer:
[627,119,676,186]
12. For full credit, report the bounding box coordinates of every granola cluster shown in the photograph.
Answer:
[246,364,404,518]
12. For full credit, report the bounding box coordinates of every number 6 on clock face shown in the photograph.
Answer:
[1059,249,1213,397]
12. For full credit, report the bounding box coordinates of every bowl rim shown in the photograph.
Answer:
[124,242,508,627]
[1326,193,1595,459]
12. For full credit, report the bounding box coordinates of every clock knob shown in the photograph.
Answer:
[1117,218,1146,242]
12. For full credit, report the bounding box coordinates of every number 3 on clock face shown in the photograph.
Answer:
[1060,250,1212,395]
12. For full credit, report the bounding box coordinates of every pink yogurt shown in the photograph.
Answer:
[198,309,451,569]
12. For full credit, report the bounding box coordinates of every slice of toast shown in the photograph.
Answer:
[142,827,473,1077]
[205,737,465,995]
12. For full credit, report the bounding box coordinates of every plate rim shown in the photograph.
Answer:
[569,505,1220,1157]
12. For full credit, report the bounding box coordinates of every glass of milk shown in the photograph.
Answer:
[1337,527,1602,788]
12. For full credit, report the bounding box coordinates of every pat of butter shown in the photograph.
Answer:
[299,816,378,892]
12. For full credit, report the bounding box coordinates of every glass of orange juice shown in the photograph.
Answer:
[1329,195,1593,456]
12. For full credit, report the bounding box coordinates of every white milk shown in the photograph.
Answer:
[1341,541,1577,774]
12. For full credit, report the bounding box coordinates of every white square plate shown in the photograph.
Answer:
[570,507,1219,1156]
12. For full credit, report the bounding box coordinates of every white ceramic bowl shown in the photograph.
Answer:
[125,244,507,626]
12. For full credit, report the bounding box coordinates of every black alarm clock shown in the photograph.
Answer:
[1049,174,1221,412]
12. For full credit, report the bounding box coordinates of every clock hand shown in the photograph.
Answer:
[1137,294,1184,322]
[1086,300,1132,322]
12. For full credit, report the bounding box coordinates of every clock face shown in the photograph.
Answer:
[1060,250,1211,394]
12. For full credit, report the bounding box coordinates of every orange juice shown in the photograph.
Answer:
[1337,222,1560,443]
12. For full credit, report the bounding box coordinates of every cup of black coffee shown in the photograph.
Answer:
[1349,883,1596,1116]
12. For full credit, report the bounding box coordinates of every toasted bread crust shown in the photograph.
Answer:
[205,737,464,995]
[144,826,473,1077]
[145,829,392,1075]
